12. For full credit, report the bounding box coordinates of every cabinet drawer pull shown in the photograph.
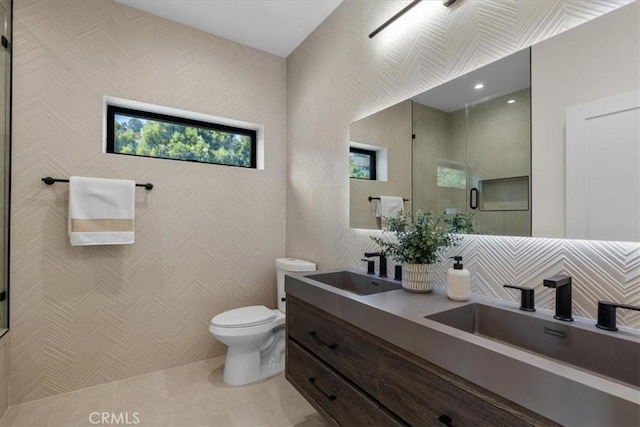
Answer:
[438,414,454,426]
[308,377,337,401]
[309,331,338,349]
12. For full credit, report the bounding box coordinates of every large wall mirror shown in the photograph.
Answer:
[349,48,530,235]
[349,2,639,242]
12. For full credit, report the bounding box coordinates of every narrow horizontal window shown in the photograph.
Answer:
[437,166,466,189]
[106,105,257,168]
[350,147,377,180]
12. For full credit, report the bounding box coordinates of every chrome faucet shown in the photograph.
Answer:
[543,275,574,322]
[364,252,387,278]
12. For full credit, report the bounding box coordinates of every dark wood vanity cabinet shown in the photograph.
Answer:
[286,296,556,427]
[288,340,402,426]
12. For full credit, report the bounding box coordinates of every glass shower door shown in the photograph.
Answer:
[0,1,10,334]
[465,89,531,236]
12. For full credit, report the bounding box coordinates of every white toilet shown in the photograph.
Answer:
[209,257,316,386]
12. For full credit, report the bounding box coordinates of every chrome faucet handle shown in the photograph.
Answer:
[596,301,640,331]
[503,285,535,312]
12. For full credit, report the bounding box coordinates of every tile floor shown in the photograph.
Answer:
[0,357,329,427]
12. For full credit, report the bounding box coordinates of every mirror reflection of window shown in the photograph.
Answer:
[348,99,414,229]
[437,164,466,189]
[349,147,377,180]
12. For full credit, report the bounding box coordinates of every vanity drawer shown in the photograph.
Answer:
[287,297,379,392]
[377,353,529,427]
[287,340,403,427]
[286,296,553,426]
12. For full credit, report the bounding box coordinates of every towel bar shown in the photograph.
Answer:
[42,176,153,190]
[368,196,409,202]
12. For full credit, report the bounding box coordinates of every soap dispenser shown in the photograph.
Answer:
[447,256,470,301]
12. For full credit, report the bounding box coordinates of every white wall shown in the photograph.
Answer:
[531,1,640,238]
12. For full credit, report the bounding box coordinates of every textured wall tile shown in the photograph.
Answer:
[11,0,286,404]
[0,336,7,418]
[286,0,639,331]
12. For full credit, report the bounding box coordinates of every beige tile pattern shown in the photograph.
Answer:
[285,0,640,327]
[0,357,326,427]
[0,336,8,419]
[11,0,286,404]
[47,383,115,427]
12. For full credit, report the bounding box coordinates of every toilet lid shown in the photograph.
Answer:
[211,305,276,328]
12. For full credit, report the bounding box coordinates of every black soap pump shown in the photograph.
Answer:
[447,256,470,301]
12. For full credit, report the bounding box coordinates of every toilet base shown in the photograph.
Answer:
[222,327,285,386]
[223,348,261,386]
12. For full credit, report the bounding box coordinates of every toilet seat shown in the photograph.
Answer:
[212,305,276,328]
[210,309,284,339]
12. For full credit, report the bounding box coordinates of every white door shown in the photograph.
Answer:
[566,89,640,241]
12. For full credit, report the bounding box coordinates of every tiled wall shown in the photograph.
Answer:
[0,336,7,418]
[10,0,286,404]
[286,1,639,329]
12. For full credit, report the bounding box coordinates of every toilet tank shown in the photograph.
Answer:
[276,258,315,312]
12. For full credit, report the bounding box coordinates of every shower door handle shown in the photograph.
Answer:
[470,187,478,210]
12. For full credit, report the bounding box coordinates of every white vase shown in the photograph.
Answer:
[402,263,435,293]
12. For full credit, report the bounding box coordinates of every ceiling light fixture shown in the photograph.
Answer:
[507,99,516,104]
[474,83,484,89]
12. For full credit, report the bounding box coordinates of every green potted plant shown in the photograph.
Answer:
[371,210,458,293]
[444,211,477,234]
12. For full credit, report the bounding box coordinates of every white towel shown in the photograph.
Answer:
[69,176,136,246]
[376,196,404,218]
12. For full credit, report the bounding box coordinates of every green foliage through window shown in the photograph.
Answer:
[349,148,376,180]
[107,106,257,168]
[437,166,466,189]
